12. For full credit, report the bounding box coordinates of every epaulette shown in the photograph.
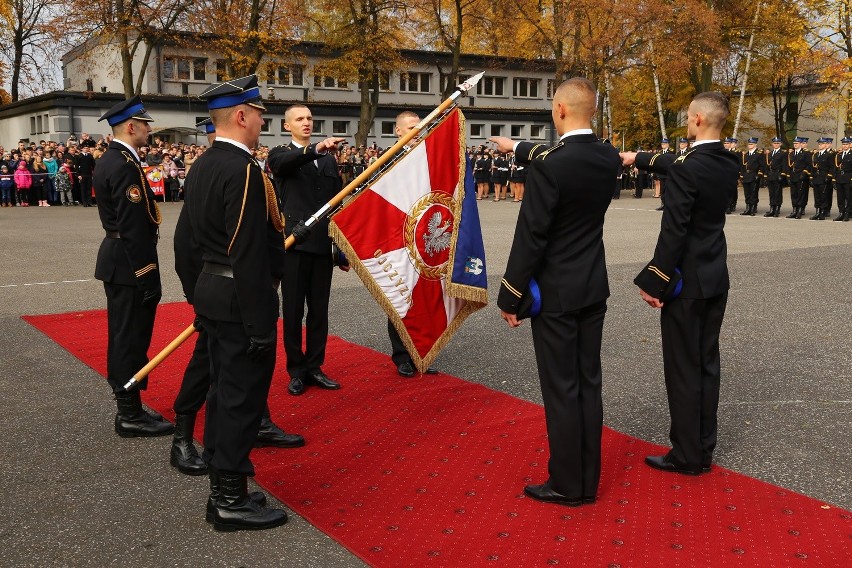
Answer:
[674,149,695,164]
[536,141,564,160]
[523,143,545,161]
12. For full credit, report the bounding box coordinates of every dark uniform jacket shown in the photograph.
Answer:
[183,141,281,338]
[787,148,811,183]
[497,135,621,314]
[93,141,161,293]
[835,149,852,184]
[634,142,740,300]
[765,148,786,182]
[740,149,764,183]
[75,151,96,176]
[267,142,341,255]
[810,150,835,185]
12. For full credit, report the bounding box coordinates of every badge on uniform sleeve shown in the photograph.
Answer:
[126,185,142,203]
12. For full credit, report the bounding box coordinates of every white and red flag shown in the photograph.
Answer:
[329,108,488,371]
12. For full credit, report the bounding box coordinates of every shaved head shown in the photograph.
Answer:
[554,77,598,120]
[690,92,729,130]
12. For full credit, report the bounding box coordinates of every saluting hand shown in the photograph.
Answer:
[488,136,515,154]
[317,137,347,153]
[620,152,637,167]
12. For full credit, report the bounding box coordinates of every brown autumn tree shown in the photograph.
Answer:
[1,0,61,101]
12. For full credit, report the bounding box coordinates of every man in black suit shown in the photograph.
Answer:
[724,137,739,214]
[492,77,621,506]
[810,137,835,220]
[182,75,288,531]
[787,137,811,219]
[621,91,740,476]
[764,136,786,217]
[740,137,763,216]
[93,96,173,438]
[268,105,346,396]
[386,111,439,378]
[654,138,674,211]
[170,118,304,477]
[75,144,97,207]
[833,137,852,221]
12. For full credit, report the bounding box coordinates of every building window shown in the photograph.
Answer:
[470,124,484,138]
[546,79,556,99]
[513,78,539,98]
[490,124,503,137]
[272,65,304,86]
[314,75,347,89]
[332,120,349,135]
[381,121,395,136]
[399,72,431,93]
[530,125,545,139]
[313,120,325,134]
[261,118,271,133]
[511,125,523,138]
[43,114,49,133]
[164,56,207,81]
[216,59,227,82]
[379,70,391,91]
[30,117,36,135]
[477,77,505,97]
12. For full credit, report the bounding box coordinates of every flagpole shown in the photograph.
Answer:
[284,71,485,250]
[123,72,485,391]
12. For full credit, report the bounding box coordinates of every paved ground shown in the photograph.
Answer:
[1,188,850,567]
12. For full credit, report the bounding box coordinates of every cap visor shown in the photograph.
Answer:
[247,101,267,111]
[134,111,155,122]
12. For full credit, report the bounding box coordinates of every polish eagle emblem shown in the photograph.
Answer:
[423,211,452,256]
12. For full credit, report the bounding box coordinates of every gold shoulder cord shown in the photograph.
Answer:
[536,141,564,160]
[260,166,284,232]
[123,151,161,226]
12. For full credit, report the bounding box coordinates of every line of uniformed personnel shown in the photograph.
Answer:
[718,135,852,221]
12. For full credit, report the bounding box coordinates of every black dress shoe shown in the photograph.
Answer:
[397,361,415,377]
[287,376,306,396]
[255,416,306,448]
[523,483,583,507]
[308,370,340,390]
[425,366,438,374]
[644,455,702,475]
[655,205,664,211]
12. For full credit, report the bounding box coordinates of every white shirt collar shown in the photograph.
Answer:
[559,128,593,140]
[691,139,719,148]
[215,137,252,156]
[114,139,140,162]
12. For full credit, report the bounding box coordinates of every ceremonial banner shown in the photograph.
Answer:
[144,166,165,196]
[330,108,487,371]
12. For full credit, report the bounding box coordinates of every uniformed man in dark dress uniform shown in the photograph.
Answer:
[833,136,852,221]
[385,111,439,377]
[267,105,346,396]
[170,118,304,477]
[653,138,674,211]
[181,75,288,531]
[764,136,786,217]
[787,136,811,219]
[724,137,739,214]
[493,77,621,506]
[94,97,173,438]
[623,91,740,476]
[810,137,835,220]
[740,137,764,216]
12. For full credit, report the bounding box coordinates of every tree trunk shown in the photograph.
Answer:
[355,68,379,147]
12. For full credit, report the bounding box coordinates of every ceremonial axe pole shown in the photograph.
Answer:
[123,71,485,391]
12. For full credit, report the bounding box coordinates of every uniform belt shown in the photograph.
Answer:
[202,261,234,278]
[105,230,120,239]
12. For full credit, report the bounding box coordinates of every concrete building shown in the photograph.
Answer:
[0,34,560,148]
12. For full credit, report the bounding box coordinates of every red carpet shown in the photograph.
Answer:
[24,303,852,567]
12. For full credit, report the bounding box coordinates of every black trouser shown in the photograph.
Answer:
[103,282,157,393]
[530,301,606,499]
[388,319,412,366]
[79,175,93,205]
[660,293,727,469]
[826,181,834,212]
[173,325,210,415]
[728,183,738,211]
[767,179,783,208]
[836,181,851,213]
[201,316,274,475]
[792,178,809,209]
[812,182,827,211]
[742,180,759,206]
[281,250,333,379]
[659,177,667,207]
